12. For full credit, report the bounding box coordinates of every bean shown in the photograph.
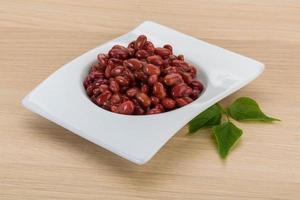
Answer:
[118,101,135,115]
[126,87,139,97]
[144,64,161,76]
[147,55,163,66]
[163,44,173,54]
[109,80,120,93]
[134,35,147,50]
[164,73,183,86]
[147,108,161,115]
[153,82,166,99]
[96,91,111,106]
[115,76,129,86]
[148,74,158,85]
[124,58,142,70]
[136,92,151,107]
[175,98,188,107]
[136,50,149,59]
[154,47,171,57]
[150,96,160,105]
[162,98,176,109]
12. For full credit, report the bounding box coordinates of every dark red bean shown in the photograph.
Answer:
[134,35,147,50]
[147,108,161,115]
[126,87,139,97]
[147,55,163,66]
[124,58,142,70]
[153,82,166,99]
[171,83,189,97]
[109,49,128,60]
[163,44,173,54]
[111,94,121,104]
[141,84,149,94]
[190,80,203,91]
[96,91,112,106]
[150,96,160,105]
[97,53,108,66]
[86,85,94,97]
[154,47,171,57]
[118,101,135,115]
[144,64,161,76]
[148,74,158,85]
[180,72,193,84]
[99,84,109,93]
[136,92,151,107]
[190,89,201,99]
[175,98,188,107]
[115,76,129,86]
[183,97,193,103]
[111,105,119,113]
[162,98,176,109]
[144,41,155,53]
[110,66,124,77]
[164,73,183,86]
[177,54,184,61]
[109,80,120,93]
[136,50,149,59]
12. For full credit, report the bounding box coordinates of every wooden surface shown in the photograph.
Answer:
[1,0,300,199]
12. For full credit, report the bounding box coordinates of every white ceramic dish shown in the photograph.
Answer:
[22,21,264,165]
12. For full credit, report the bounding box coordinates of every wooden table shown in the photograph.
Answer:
[1,1,299,199]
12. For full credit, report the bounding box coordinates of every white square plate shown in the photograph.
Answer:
[22,21,264,164]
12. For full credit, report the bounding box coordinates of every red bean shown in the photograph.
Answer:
[162,98,176,109]
[150,96,160,105]
[144,41,155,53]
[99,84,109,93]
[118,101,135,115]
[109,80,120,93]
[124,58,142,70]
[164,73,183,86]
[175,98,188,107]
[171,83,189,97]
[147,108,161,115]
[153,82,166,99]
[177,54,184,61]
[180,72,193,84]
[111,94,121,104]
[96,91,111,106]
[109,49,128,60]
[136,50,149,59]
[126,87,139,97]
[144,64,160,76]
[163,44,173,54]
[147,55,163,65]
[115,76,129,86]
[134,35,147,50]
[136,92,151,107]
[154,47,171,57]
[110,66,124,77]
[190,80,203,91]
[141,84,149,94]
[97,53,108,66]
[148,74,158,85]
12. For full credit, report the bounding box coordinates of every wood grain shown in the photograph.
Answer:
[0,0,299,199]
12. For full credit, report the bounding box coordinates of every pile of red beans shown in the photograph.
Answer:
[83,35,203,115]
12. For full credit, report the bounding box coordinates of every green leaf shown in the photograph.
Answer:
[228,97,280,122]
[188,104,222,134]
[213,122,243,158]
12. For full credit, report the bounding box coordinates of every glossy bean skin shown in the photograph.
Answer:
[163,73,183,86]
[136,92,151,107]
[154,47,171,57]
[153,82,166,99]
[162,98,176,109]
[118,101,135,115]
[147,55,163,66]
[144,64,160,76]
[84,35,204,115]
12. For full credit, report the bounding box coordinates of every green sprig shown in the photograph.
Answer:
[188,97,280,158]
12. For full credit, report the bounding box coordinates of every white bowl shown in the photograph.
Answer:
[22,21,264,165]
